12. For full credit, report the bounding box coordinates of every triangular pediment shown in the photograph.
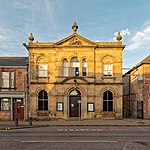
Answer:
[54,33,96,46]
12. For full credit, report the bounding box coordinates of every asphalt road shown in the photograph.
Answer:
[0,126,150,150]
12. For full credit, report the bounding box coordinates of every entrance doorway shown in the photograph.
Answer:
[13,99,24,121]
[69,90,81,117]
[137,101,143,119]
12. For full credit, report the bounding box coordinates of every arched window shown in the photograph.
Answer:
[38,90,48,110]
[70,57,80,76]
[103,91,113,111]
[82,59,87,76]
[63,59,68,76]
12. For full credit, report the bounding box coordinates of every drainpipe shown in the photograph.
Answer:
[94,45,98,112]
[11,97,13,121]
[128,74,131,117]
[26,66,29,121]
[94,45,98,82]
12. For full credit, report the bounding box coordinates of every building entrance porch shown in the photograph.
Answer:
[69,90,81,118]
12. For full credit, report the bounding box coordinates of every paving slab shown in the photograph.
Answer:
[0,119,150,130]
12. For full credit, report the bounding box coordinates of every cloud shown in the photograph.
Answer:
[126,25,150,51]
[113,28,130,41]
[95,40,100,42]
[0,25,24,56]
[114,28,131,36]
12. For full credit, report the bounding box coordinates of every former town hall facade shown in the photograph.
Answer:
[23,22,125,120]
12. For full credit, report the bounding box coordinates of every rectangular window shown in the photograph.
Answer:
[0,98,11,110]
[2,72,14,88]
[103,64,113,76]
[38,64,48,77]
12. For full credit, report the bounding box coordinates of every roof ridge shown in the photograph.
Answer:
[0,56,28,58]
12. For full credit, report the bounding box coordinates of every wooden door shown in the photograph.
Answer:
[13,99,24,121]
[69,96,81,117]
[137,101,143,119]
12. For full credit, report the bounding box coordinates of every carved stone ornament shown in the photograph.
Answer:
[69,37,82,46]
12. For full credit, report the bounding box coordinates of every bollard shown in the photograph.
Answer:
[29,111,32,126]
[15,117,18,126]
[29,116,32,126]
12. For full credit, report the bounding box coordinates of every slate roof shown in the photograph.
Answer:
[123,55,150,76]
[0,57,28,66]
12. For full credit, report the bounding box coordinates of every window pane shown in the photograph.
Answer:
[103,101,107,111]
[38,101,43,110]
[44,101,48,110]
[82,67,87,76]
[104,64,113,76]
[63,59,68,67]
[103,92,107,100]
[70,67,75,76]
[1,99,10,110]
[82,60,87,67]
[108,101,113,111]
[2,79,9,88]
[38,64,48,77]
[10,72,14,88]
[2,72,9,79]
[10,79,14,88]
[108,91,113,100]
[63,67,68,76]
[10,72,14,78]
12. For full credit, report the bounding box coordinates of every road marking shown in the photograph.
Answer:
[58,128,102,132]
[20,140,117,143]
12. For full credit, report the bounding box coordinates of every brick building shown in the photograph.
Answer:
[23,22,125,120]
[0,57,28,121]
[123,55,150,119]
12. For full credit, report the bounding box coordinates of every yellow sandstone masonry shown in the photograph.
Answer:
[24,22,125,120]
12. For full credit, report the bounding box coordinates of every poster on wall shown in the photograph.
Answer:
[56,102,63,111]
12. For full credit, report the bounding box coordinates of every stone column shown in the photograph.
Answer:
[64,96,68,119]
[81,96,87,119]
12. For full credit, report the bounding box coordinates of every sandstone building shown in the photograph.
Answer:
[123,55,150,119]
[23,22,125,120]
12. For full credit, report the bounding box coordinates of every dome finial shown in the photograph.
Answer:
[116,32,122,42]
[72,21,78,32]
[28,33,34,42]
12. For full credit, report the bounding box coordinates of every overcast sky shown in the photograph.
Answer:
[0,0,150,72]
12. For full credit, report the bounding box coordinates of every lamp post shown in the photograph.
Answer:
[77,100,81,121]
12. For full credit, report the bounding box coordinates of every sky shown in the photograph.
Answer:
[0,0,150,73]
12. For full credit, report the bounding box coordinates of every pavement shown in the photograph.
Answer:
[0,119,150,130]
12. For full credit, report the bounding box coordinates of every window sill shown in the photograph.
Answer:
[101,76,116,80]
[56,76,94,78]
[1,87,16,89]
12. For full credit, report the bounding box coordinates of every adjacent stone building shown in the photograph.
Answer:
[123,55,150,119]
[23,22,125,120]
[0,57,28,121]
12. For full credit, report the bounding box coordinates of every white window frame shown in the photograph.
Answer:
[63,59,68,76]
[82,59,87,76]
[103,64,113,76]
[38,64,48,77]
[70,58,80,76]
[2,72,14,88]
